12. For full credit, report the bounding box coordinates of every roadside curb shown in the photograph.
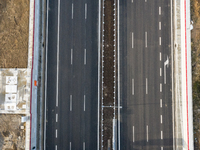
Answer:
[173,0,194,149]
[27,0,35,149]
[185,0,194,149]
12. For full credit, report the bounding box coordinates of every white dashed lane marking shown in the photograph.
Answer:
[146,125,148,142]
[70,95,72,111]
[159,7,161,15]
[160,99,162,108]
[72,3,74,19]
[159,22,161,30]
[132,79,134,95]
[132,32,134,48]
[145,32,147,48]
[85,3,87,19]
[160,68,162,76]
[160,83,162,92]
[146,78,148,94]
[159,37,161,45]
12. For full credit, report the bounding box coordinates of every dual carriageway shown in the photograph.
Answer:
[44,0,174,149]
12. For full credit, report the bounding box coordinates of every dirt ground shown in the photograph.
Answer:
[0,115,25,150]
[0,0,29,68]
[103,0,114,106]
[101,0,116,149]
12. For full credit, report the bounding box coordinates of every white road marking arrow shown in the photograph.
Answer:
[164,56,169,84]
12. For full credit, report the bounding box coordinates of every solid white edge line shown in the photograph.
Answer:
[56,114,58,122]
[132,79,134,95]
[160,99,162,108]
[133,126,134,142]
[72,3,73,19]
[97,0,101,148]
[132,32,134,48]
[56,0,61,108]
[84,95,86,111]
[44,0,49,149]
[146,78,148,94]
[71,49,73,65]
[84,49,86,65]
[145,32,147,48]
[147,125,148,142]
[161,115,162,124]
[118,0,121,149]
[85,3,87,19]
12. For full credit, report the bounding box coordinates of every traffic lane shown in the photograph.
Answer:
[126,0,146,147]
[131,46,146,148]
[160,0,173,147]
[45,0,99,147]
[162,77,173,148]
[122,32,147,149]
[162,62,173,147]
[119,0,128,147]
[119,0,132,148]
[71,0,85,149]
[142,5,161,141]
[56,0,99,149]
[46,0,58,149]
[161,1,171,59]
[128,93,146,149]
[84,0,98,149]
[130,52,161,149]
[122,0,171,149]
[131,56,161,149]
[56,0,73,148]
[144,6,161,146]
[70,56,84,150]
[147,67,162,148]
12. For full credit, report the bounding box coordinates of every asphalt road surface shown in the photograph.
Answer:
[45,0,98,149]
[119,0,173,149]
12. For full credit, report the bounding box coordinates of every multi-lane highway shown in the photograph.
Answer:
[119,0,173,149]
[44,0,98,149]
[44,0,174,149]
